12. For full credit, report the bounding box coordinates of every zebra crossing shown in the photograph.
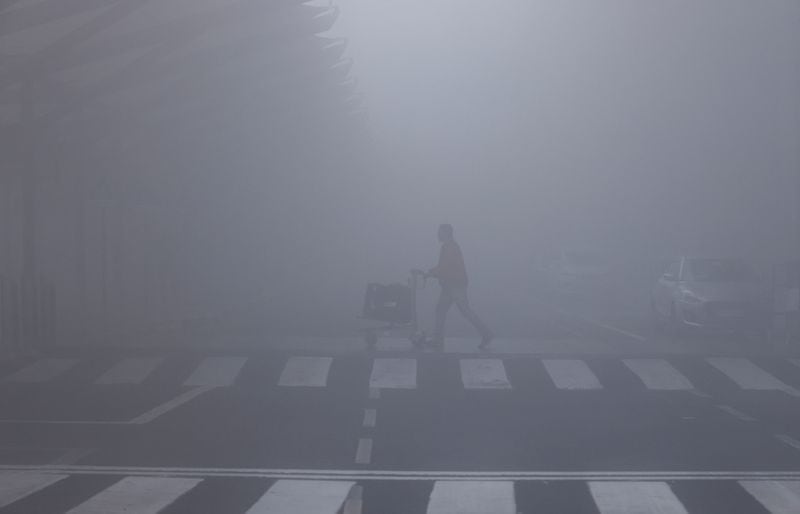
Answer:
[459,359,511,389]
[427,480,515,513]
[708,357,795,391]
[541,359,602,389]
[369,358,416,389]
[183,357,248,387]
[65,476,202,514]
[2,472,800,513]
[622,359,694,390]
[589,481,689,514]
[4,358,79,383]
[278,357,332,387]
[3,354,800,395]
[95,358,163,385]
[0,472,66,509]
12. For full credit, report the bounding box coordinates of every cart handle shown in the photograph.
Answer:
[410,269,429,289]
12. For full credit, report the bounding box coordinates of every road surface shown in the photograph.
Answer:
[1,319,799,513]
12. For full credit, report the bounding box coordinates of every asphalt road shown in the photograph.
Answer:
[1,317,800,513]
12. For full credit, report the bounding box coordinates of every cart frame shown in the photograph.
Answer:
[361,270,428,348]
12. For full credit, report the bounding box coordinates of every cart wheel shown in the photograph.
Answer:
[365,331,378,347]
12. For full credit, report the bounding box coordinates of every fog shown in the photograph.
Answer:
[1,0,798,345]
[333,0,800,338]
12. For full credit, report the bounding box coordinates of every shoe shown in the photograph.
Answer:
[478,334,493,350]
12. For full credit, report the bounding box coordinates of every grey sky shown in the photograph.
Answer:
[1,1,798,339]
[329,1,799,262]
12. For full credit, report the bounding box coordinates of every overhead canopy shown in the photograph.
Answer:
[0,0,352,130]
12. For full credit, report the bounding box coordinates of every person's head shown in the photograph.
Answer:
[438,223,454,242]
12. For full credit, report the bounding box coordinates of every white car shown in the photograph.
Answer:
[651,257,768,333]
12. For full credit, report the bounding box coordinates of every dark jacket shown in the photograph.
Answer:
[430,240,469,288]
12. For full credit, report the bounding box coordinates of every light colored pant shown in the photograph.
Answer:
[434,286,492,343]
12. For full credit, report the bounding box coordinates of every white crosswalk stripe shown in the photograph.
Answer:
[184,357,247,387]
[95,358,163,385]
[370,358,417,389]
[0,472,67,508]
[740,480,800,514]
[589,481,689,513]
[65,476,202,514]
[707,358,790,391]
[623,359,694,390]
[10,354,800,396]
[5,359,79,383]
[6,473,800,512]
[459,359,511,389]
[543,359,602,390]
[245,479,354,513]
[426,481,516,514]
[279,357,333,387]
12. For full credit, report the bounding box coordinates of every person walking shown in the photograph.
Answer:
[425,224,493,349]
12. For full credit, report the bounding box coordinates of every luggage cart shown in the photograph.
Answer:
[361,269,428,348]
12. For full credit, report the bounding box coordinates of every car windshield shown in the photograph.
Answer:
[687,259,757,282]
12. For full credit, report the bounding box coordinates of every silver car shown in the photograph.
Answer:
[651,257,768,332]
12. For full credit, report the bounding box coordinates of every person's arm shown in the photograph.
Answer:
[428,243,456,279]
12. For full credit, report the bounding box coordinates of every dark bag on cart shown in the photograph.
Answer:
[362,283,412,323]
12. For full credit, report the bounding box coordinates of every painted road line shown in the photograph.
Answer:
[8,465,800,481]
[542,359,602,390]
[245,480,354,514]
[623,359,694,390]
[369,358,417,389]
[0,472,67,508]
[707,358,791,391]
[66,476,202,514]
[589,481,688,514]
[343,485,363,514]
[740,480,800,514]
[183,357,247,387]
[95,358,163,385]
[355,438,372,465]
[278,357,332,387]
[776,435,800,452]
[5,359,79,383]
[595,323,648,342]
[129,386,215,424]
[0,420,128,425]
[363,409,376,428]
[459,359,511,389]
[427,481,516,514]
[717,405,756,422]
[688,390,712,399]
[51,448,95,465]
